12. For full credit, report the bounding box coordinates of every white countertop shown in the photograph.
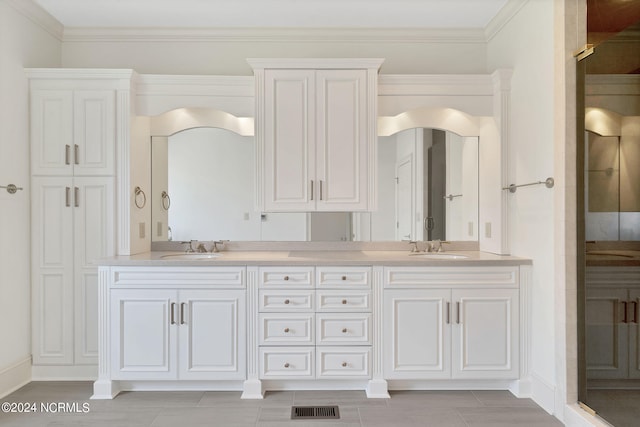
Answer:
[98,250,531,267]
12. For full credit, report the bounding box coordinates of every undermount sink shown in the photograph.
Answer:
[160,253,222,260]
[409,253,469,260]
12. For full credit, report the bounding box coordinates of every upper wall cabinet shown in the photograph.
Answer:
[249,59,384,212]
[30,87,115,177]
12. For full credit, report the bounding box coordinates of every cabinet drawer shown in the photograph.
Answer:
[260,314,314,345]
[316,313,371,345]
[316,267,371,288]
[384,266,518,288]
[316,291,371,312]
[260,347,314,379]
[112,266,245,288]
[316,347,371,378]
[259,267,314,288]
[259,290,314,312]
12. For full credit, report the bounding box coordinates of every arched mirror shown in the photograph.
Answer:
[354,128,478,242]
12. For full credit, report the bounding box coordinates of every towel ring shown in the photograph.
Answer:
[134,186,146,209]
[161,191,171,210]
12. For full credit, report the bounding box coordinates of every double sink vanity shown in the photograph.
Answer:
[24,59,530,399]
[93,245,531,399]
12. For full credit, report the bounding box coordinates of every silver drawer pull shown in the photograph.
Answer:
[341,328,347,333]
[284,328,290,333]
[342,362,347,367]
[342,299,347,305]
[284,362,290,368]
[65,145,70,165]
[284,299,290,304]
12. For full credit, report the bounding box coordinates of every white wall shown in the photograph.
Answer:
[487,0,557,415]
[61,37,488,76]
[0,0,61,396]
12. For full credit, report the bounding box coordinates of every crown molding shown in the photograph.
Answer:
[5,0,63,41]
[485,0,530,42]
[60,27,488,44]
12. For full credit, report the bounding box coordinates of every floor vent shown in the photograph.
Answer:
[291,405,340,419]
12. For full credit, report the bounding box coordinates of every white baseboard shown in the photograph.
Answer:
[531,373,556,415]
[31,364,97,380]
[0,357,32,399]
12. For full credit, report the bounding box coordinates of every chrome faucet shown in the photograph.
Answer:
[209,240,229,253]
[182,241,195,253]
[196,243,207,253]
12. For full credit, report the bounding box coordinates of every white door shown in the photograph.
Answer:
[178,290,246,380]
[316,69,368,211]
[384,289,450,379]
[30,90,74,176]
[31,177,74,364]
[263,69,316,211]
[395,155,413,240]
[110,289,178,380]
[72,90,115,176]
[451,289,519,379]
[73,177,115,364]
[628,289,640,379]
[586,288,629,379]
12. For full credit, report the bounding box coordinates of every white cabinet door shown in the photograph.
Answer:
[178,290,246,380]
[628,289,640,379]
[451,289,519,379]
[315,70,368,211]
[384,289,450,379]
[30,89,115,177]
[72,91,115,176]
[73,177,115,364]
[260,67,372,212]
[586,288,629,379]
[110,289,178,380]
[263,69,316,211]
[30,90,74,176]
[31,177,75,364]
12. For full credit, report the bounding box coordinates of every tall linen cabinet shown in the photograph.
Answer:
[28,69,135,378]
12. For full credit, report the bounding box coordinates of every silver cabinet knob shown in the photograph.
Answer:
[284,363,290,368]
[342,328,347,333]
[342,299,347,305]
[284,276,289,281]
[284,299,290,304]
[341,276,347,281]
[284,327,290,333]
[342,362,347,367]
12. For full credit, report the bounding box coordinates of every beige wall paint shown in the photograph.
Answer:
[0,0,61,394]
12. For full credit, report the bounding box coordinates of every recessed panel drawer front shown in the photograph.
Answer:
[316,346,371,378]
[316,290,371,312]
[316,267,371,289]
[259,290,314,312]
[260,314,314,345]
[316,313,371,345]
[383,266,518,288]
[260,347,314,379]
[259,267,314,288]
[112,266,246,288]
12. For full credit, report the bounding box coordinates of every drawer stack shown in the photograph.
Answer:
[258,266,372,380]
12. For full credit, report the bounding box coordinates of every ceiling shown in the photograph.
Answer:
[32,0,509,29]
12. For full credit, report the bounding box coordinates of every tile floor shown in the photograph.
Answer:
[0,382,565,427]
